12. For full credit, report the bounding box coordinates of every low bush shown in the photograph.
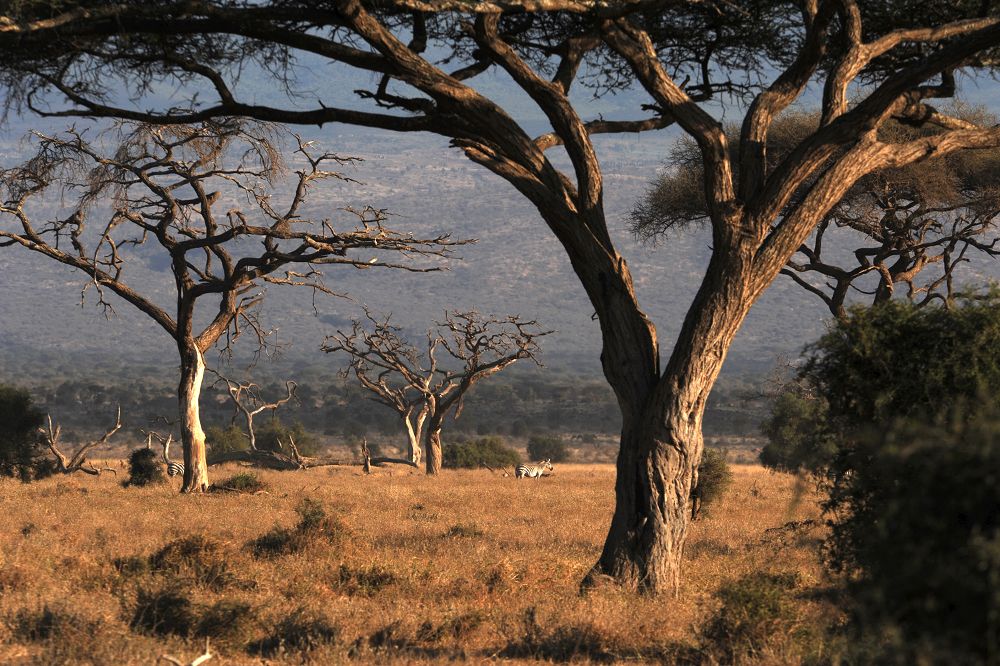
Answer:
[11,605,93,642]
[699,571,800,662]
[249,498,345,558]
[249,606,339,656]
[130,587,196,637]
[213,471,267,493]
[148,535,235,590]
[691,448,733,519]
[526,435,569,462]
[194,599,258,646]
[442,436,520,469]
[123,447,165,487]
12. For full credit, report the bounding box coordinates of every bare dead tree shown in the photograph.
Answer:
[4,0,1000,592]
[633,110,1000,319]
[0,120,463,493]
[39,406,122,476]
[207,369,297,452]
[324,309,548,474]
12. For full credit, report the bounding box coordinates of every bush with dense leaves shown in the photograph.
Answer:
[0,384,48,481]
[526,435,569,462]
[770,295,1000,661]
[123,447,166,487]
[825,413,1000,663]
[205,424,247,455]
[691,448,732,518]
[759,388,838,475]
[442,436,520,469]
[255,419,319,456]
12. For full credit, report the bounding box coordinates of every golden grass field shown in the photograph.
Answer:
[0,462,839,665]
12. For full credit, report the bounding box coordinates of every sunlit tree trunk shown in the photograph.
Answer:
[178,342,210,493]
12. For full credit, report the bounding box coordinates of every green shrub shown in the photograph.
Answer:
[256,419,320,456]
[0,384,47,482]
[442,436,520,469]
[691,448,732,519]
[123,447,165,487]
[759,387,838,475]
[526,435,569,462]
[824,412,1000,663]
[205,425,247,455]
[214,471,267,493]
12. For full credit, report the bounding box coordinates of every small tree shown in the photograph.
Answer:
[526,435,569,463]
[204,425,247,456]
[0,384,46,481]
[324,310,548,474]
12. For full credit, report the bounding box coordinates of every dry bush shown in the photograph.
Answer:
[248,606,340,657]
[129,587,197,637]
[194,599,258,647]
[333,563,397,596]
[248,497,346,558]
[148,535,236,591]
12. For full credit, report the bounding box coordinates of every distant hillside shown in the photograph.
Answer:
[2,108,999,384]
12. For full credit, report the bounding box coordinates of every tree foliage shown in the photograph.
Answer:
[0,384,47,481]
[526,435,569,462]
[633,110,1000,318]
[205,425,248,456]
[691,448,732,519]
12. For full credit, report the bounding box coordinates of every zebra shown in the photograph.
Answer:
[162,435,184,478]
[515,459,553,479]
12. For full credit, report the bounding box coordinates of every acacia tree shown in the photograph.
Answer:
[0,120,457,492]
[4,0,1000,591]
[323,310,547,474]
[632,110,1000,319]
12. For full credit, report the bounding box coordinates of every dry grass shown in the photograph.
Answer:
[0,463,838,664]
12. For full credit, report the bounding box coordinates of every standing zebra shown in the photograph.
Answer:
[515,459,553,479]
[162,435,184,478]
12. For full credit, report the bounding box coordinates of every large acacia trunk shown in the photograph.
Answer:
[178,343,210,492]
[424,411,444,476]
[586,240,755,594]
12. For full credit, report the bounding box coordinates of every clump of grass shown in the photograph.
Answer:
[444,523,483,538]
[334,563,397,596]
[0,565,26,592]
[148,535,235,590]
[699,571,800,662]
[479,561,522,593]
[212,471,267,493]
[364,612,484,656]
[129,587,196,637]
[249,606,339,657]
[194,599,258,646]
[11,605,93,642]
[500,607,625,663]
[248,498,346,558]
[122,447,165,487]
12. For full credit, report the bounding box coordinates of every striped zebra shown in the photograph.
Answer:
[515,459,553,479]
[162,435,184,478]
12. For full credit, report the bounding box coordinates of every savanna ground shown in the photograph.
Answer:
[0,462,840,664]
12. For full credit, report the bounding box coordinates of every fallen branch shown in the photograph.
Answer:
[39,406,122,475]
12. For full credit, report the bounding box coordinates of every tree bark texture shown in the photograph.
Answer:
[424,411,444,476]
[178,343,210,493]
